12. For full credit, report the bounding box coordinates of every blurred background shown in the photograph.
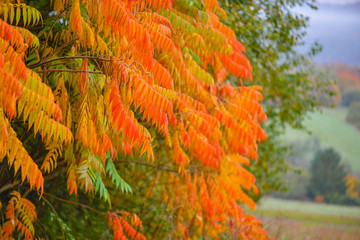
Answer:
[250,0,360,239]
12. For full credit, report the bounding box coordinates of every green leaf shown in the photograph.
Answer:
[93,171,111,207]
[25,54,37,62]
[105,154,132,194]
[189,49,200,65]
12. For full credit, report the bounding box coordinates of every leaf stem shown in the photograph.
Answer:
[28,55,112,69]
[41,192,105,215]
[35,69,103,74]
[41,7,69,61]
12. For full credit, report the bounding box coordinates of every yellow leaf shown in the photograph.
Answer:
[23,6,27,26]
[32,7,37,25]
[10,5,14,24]
[3,5,9,22]
[16,5,20,25]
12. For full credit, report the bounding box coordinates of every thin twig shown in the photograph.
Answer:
[44,37,79,61]
[35,69,103,74]
[117,160,178,173]
[28,55,111,69]
[41,192,105,215]
[43,60,77,68]
[117,160,204,176]
[41,7,68,61]
[0,182,19,195]
[0,168,66,195]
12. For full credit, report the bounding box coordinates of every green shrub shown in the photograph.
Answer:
[307,148,347,204]
[346,101,360,130]
[342,88,360,106]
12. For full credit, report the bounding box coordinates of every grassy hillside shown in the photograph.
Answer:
[256,197,360,218]
[283,107,360,174]
[249,197,360,240]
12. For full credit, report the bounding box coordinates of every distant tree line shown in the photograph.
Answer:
[342,88,360,130]
[342,88,360,107]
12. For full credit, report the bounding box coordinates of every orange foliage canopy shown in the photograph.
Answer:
[0,0,270,239]
[334,64,360,91]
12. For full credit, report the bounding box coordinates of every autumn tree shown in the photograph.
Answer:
[219,0,334,198]
[0,0,271,239]
[334,64,360,92]
[345,173,360,201]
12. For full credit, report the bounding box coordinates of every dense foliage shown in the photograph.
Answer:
[342,88,360,107]
[0,0,272,239]
[346,101,360,130]
[219,0,334,197]
[334,64,360,92]
[307,148,347,204]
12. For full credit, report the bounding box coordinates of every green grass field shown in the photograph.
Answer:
[283,107,360,174]
[249,197,360,240]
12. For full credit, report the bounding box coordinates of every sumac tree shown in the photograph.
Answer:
[0,0,270,239]
[219,0,334,198]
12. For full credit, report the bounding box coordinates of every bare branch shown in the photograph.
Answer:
[28,55,112,69]
[35,69,103,74]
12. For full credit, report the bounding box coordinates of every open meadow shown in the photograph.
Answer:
[283,107,360,174]
[249,197,360,240]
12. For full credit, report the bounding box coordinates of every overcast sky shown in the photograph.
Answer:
[317,0,360,4]
[296,0,360,65]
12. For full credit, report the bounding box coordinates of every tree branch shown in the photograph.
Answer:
[35,69,103,74]
[41,7,68,61]
[43,37,79,61]
[28,55,112,69]
[117,160,178,173]
[41,192,105,215]
[0,168,67,195]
